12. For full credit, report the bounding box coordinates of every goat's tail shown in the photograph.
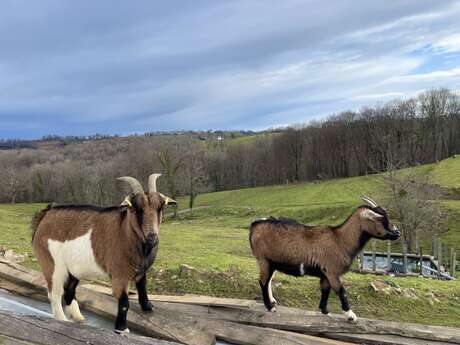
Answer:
[31,204,53,243]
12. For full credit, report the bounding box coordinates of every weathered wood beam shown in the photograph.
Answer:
[0,260,354,345]
[85,285,460,345]
[0,310,176,345]
[0,259,214,345]
[148,301,460,345]
[0,279,351,345]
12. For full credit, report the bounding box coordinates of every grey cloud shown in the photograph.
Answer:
[0,1,460,138]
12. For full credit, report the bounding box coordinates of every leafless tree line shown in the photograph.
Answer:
[210,88,460,190]
[0,89,459,206]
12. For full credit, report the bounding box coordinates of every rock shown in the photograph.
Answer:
[393,287,403,294]
[3,250,26,263]
[179,264,201,278]
[426,291,440,303]
[370,280,386,292]
[403,289,418,300]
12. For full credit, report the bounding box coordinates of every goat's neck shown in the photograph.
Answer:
[335,213,370,259]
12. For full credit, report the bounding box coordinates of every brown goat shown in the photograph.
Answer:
[249,196,400,321]
[31,173,176,333]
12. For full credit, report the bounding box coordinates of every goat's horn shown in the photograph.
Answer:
[117,176,144,195]
[148,173,162,193]
[361,195,378,208]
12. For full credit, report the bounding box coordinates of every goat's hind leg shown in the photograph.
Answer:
[327,275,357,322]
[258,259,276,312]
[49,263,69,321]
[318,277,331,315]
[267,271,277,306]
[63,274,85,322]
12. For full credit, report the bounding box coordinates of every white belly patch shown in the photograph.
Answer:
[48,229,108,280]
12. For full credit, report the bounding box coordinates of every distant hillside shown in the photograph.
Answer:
[192,155,460,209]
[187,156,460,253]
[0,130,261,151]
[0,89,458,205]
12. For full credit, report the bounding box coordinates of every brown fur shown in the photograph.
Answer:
[32,193,165,297]
[249,205,400,314]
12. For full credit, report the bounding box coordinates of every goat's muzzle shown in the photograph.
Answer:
[387,226,401,240]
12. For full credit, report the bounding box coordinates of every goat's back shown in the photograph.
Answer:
[249,217,335,266]
[34,206,103,238]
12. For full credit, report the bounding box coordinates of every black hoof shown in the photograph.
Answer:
[265,302,276,312]
[320,309,329,315]
[141,302,154,312]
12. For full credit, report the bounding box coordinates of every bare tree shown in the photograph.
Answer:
[157,148,184,217]
[184,150,207,210]
[0,153,25,203]
[382,168,447,253]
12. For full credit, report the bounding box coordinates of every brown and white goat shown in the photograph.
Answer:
[249,196,400,321]
[31,173,176,333]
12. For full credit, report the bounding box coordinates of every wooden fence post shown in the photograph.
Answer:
[450,249,457,278]
[437,240,443,268]
[432,237,437,257]
[419,247,424,276]
[387,241,391,271]
[402,241,408,274]
[372,240,376,272]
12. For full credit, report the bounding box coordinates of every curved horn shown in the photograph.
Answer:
[117,176,144,195]
[148,173,162,193]
[361,195,378,208]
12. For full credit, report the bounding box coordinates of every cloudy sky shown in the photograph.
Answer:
[1,1,460,139]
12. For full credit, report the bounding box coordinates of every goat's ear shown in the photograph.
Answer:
[120,196,133,208]
[360,208,384,221]
[160,193,177,205]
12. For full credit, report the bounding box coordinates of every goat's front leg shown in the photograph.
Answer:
[327,275,357,322]
[136,274,153,312]
[318,277,331,315]
[113,279,130,334]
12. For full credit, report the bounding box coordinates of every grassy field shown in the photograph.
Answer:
[0,156,459,327]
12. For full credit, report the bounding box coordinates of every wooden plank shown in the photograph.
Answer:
[83,281,460,345]
[82,283,257,309]
[0,280,352,345]
[2,260,460,345]
[0,310,176,345]
[324,332,455,345]
[0,260,215,345]
[0,334,39,345]
[206,320,351,345]
[138,301,460,345]
[0,261,355,345]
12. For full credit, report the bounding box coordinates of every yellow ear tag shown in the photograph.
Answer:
[121,196,133,208]
[164,197,172,205]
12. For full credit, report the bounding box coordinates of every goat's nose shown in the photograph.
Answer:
[393,226,401,236]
